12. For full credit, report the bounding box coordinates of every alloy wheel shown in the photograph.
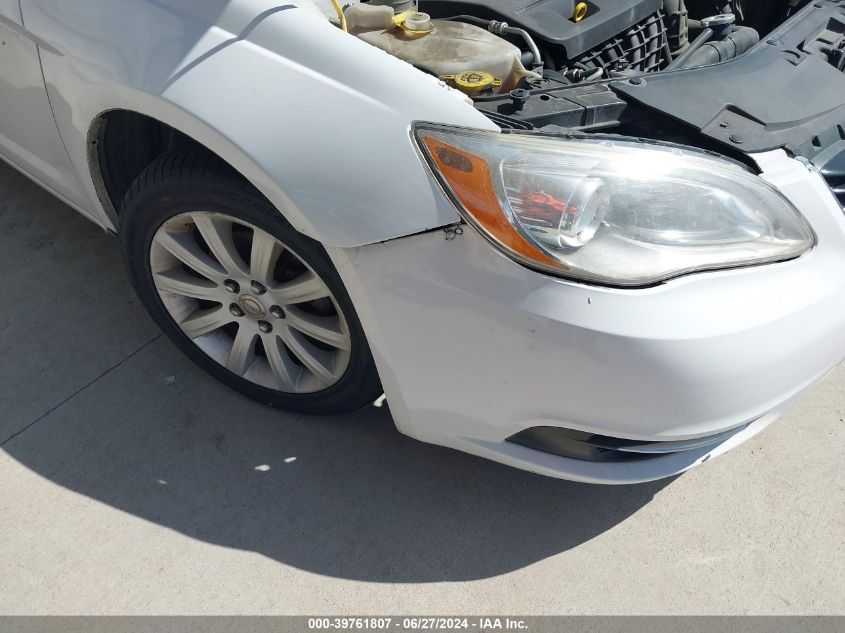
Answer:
[149,211,352,394]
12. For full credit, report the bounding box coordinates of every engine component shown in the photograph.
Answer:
[570,10,669,74]
[663,0,690,54]
[680,25,758,66]
[572,3,588,23]
[665,13,738,69]
[402,12,434,33]
[345,4,537,92]
[667,14,757,70]
[444,16,544,72]
[686,0,746,23]
[700,12,737,35]
[420,0,662,60]
[442,70,503,94]
[665,22,715,68]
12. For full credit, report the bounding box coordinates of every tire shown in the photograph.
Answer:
[119,150,382,414]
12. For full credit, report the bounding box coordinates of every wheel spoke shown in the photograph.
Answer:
[273,270,330,305]
[264,335,301,391]
[154,229,226,280]
[180,305,232,339]
[227,325,258,376]
[282,328,338,386]
[192,214,249,277]
[154,269,220,301]
[250,228,284,287]
[285,307,350,351]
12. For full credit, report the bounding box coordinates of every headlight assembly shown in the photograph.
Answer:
[415,124,815,287]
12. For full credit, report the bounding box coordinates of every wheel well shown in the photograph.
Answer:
[89,110,224,228]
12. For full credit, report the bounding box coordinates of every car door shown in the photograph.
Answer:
[0,0,86,209]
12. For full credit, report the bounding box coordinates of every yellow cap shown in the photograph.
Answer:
[572,2,588,22]
[442,71,503,94]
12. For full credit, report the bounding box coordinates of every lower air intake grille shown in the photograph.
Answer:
[573,11,670,74]
[508,424,750,463]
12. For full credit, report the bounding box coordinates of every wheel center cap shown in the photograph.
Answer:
[238,294,266,319]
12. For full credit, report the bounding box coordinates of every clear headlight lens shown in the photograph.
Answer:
[415,124,815,286]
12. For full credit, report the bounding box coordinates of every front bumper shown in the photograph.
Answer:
[330,150,845,484]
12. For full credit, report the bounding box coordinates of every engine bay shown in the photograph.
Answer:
[335,0,845,204]
[341,0,827,90]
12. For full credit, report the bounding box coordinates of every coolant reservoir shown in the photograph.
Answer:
[345,4,535,93]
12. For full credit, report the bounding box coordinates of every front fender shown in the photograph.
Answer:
[24,0,496,246]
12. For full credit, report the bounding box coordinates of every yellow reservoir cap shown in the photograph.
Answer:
[442,70,503,94]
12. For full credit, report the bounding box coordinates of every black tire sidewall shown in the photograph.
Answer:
[120,166,381,414]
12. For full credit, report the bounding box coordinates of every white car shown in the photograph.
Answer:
[1,0,843,483]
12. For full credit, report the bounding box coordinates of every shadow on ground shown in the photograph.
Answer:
[0,163,669,583]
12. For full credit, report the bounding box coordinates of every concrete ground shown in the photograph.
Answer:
[0,160,843,615]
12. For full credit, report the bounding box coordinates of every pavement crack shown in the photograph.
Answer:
[1,334,163,447]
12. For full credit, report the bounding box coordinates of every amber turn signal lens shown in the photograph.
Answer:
[420,135,563,270]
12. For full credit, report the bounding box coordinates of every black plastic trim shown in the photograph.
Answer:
[508,424,750,463]
[611,0,845,160]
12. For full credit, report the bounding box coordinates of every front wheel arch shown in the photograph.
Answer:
[87,108,312,240]
[119,149,383,414]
